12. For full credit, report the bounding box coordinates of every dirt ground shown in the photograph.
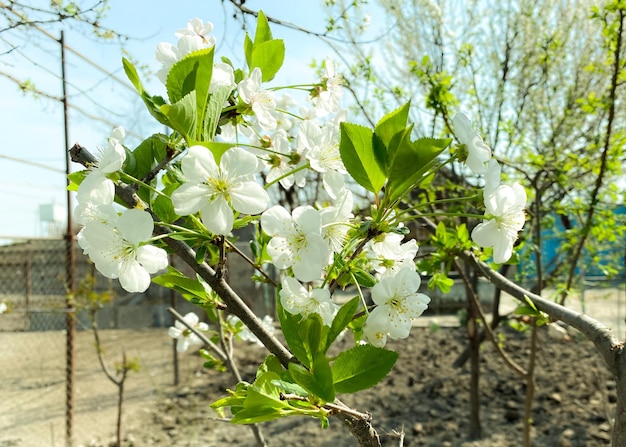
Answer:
[1,287,624,447]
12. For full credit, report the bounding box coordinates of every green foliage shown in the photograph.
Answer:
[243,11,285,81]
[332,344,398,393]
[122,57,170,127]
[339,102,450,202]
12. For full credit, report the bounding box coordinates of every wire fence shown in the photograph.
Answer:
[0,237,208,447]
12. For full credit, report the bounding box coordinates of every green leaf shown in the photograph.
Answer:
[166,47,214,103]
[332,344,398,393]
[152,184,178,223]
[204,85,234,141]
[339,122,387,194]
[386,134,450,202]
[250,39,285,82]
[127,134,169,180]
[254,11,273,44]
[165,47,215,138]
[67,170,87,191]
[304,313,330,362]
[257,355,284,378]
[326,297,359,351]
[152,268,208,301]
[276,298,309,368]
[244,33,254,69]
[160,92,197,141]
[352,267,377,288]
[288,359,335,403]
[374,102,411,151]
[122,57,171,126]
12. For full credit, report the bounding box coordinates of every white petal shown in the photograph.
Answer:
[267,238,292,268]
[117,209,154,245]
[182,146,219,182]
[471,219,499,248]
[77,173,114,205]
[172,183,212,216]
[168,326,183,339]
[201,196,233,235]
[221,147,259,178]
[323,171,346,201]
[292,206,322,234]
[230,182,269,214]
[137,245,169,274]
[261,206,293,236]
[119,261,151,293]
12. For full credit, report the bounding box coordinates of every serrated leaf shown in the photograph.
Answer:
[374,102,411,151]
[204,85,234,141]
[254,11,273,44]
[244,33,253,69]
[122,57,171,127]
[160,92,197,141]
[165,47,214,138]
[339,122,387,194]
[166,47,214,104]
[332,344,398,393]
[326,297,359,351]
[386,134,450,202]
[124,134,167,179]
[152,267,208,300]
[277,298,309,368]
[288,358,335,403]
[250,39,285,82]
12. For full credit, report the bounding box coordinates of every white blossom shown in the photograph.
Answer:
[81,208,168,293]
[298,118,347,199]
[279,277,338,326]
[261,205,331,282]
[472,182,527,264]
[364,268,430,347]
[238,67,277,131]
[311,58,344,117]
[453,112,491,174]
[320,190,354,255]
[168,312,209,352]
[227,314,275,347]
[171,146,269,235]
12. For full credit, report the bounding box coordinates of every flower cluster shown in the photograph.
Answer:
[73,16,529,364]
[453,113,527,264]
[74,128,168,293]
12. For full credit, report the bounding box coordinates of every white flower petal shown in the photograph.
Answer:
[230,182,269,214]
[261,206,293,236]
[119,261,152,293]
[137,245,169,274]
[201,196,233,235]
[117,209,154,245]
[172,183,212,216]
[182,146,220,182]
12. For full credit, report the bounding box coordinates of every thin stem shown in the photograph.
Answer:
[225,239,278,287]
[263,162,311,190]
[454,260,527,376]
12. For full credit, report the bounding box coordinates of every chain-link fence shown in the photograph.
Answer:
[0,237,212,447]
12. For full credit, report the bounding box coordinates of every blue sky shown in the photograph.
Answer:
[0,0,377,241]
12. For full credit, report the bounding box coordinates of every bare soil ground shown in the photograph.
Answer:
[1,287,624,447]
